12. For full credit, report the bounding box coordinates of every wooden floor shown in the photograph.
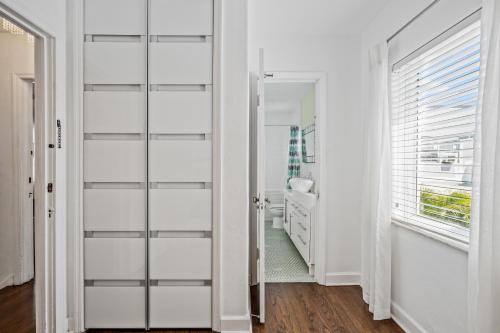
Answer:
[251,283,403,333]
[0,282,403,333]
[0,280,35,333]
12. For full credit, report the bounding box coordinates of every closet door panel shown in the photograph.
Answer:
[149,42,212,84]
[84,0,146,35]
[84,42,145,84]
[149,238,211,280]
[149,0,213,36]
[84,189,145,231]
[85,286,146,328]
[149,189,211,231]
[149,90,212,134]
[149,286,211,328]
[85,238,145,280]
[84,91,145,133]
[84,140,145,182]
[149,140,212,182]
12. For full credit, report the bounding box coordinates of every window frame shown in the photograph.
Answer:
[388,11,482,246]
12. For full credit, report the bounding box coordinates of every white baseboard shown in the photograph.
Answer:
[221,314,252,333]
[391,301,427,333]
[0,274,14,290]
[325,272,360,286]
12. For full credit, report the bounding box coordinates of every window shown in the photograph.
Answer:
[391,21,480,237]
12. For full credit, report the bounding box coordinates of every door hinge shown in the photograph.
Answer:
[256,248,260,260]
[47,183,53,193]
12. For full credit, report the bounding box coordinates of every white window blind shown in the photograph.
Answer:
[391,20,480,237]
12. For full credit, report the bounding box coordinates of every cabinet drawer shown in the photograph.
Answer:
[292,214,310,244]
[84,42,145,84]
[150,238,211,280]
[84,140,145,182]
[149,0,213,36]
[150,189,211,231]
[291,233,310,263]
[149,140,211,182]
[149,286,211,328]
[84,0,146,35]
[84,91,145,133]
[85,238,145,280]
[149,90,212,134]
[85,286,145,328]
[149,41,212,84]
[84,189,145,231]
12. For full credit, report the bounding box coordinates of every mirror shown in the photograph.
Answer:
[302,124,315,163]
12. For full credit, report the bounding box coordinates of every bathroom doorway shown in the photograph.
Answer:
[263,82,316,283]
[249,55,328,322]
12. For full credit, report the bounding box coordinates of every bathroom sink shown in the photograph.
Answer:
[289,178,314,193]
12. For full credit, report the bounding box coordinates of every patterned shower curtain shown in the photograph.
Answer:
[287,126,301,185]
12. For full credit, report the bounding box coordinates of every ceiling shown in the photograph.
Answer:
[265,82,314,113]
[249,0,390,36]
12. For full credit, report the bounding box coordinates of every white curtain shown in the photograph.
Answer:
[468,0,500,331]
[360,42,392,320]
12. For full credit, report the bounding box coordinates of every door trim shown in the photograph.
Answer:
[0,3,57,332]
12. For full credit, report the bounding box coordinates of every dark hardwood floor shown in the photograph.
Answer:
[0,282,402,333]
[0,280,35,333]
[251,283,403,333]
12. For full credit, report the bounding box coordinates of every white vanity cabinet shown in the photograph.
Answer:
[284,192,316,272]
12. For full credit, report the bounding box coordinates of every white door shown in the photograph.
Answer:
[14,78,35,285]
[251,49,267,323]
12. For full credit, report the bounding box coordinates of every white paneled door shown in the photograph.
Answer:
[82,0,214,329]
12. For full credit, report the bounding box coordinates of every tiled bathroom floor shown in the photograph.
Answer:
[265,221,314,282]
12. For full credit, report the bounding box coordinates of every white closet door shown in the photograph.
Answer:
[149,0,213,36]
[84,42,146,85]
[84,91,145,133]
[149,140,212,182]
[85,286,146,328]
[149,286,211,328]
[84,189,145,231]
[84,140,145,183]
[149,90,212,134]
[85,238,145,280]
[84,0,146,35]
[149,41,213,85]
[149,238,211,280]
[149,189,211,231]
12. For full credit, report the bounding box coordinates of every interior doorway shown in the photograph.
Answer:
[250,49,328,323]
[0,8,56,332]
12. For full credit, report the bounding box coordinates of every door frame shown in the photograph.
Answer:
[250,71,328,285]
[0,4,57,332]
[68,1,223,331]
[12,73,35,285]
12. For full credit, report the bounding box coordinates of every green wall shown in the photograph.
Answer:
[301,88,315,127]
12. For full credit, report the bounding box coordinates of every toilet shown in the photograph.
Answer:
[269,204,285,229]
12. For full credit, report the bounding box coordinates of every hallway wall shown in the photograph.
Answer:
[0,32,34,289]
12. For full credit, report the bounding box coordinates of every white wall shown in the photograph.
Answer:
[249,27,364,279]
[0,32,34,289]
[361,0,479,332]
[219,0,251,331]
[265,110,300,193]
[0,0,67,331]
